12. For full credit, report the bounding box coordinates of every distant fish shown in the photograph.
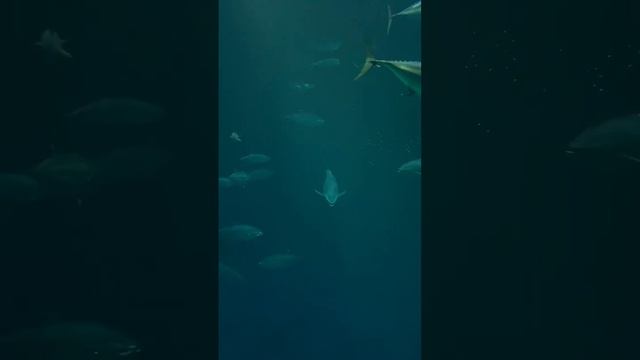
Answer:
[289,81,316,93]
[219,177,234,189]
[94,147,174,185]
[354,49,421,95]
[387,1,422,35]
[315,169,347,207]
[398,158,421,175]
[247,169,274,182]
[258,253,301,270]
[0,322,142,359]
[65,98,166,126]
[567,114,640,163]
[240,153,271,165]
[219,262,245,283]
[219,224,264,242]
[35,29,72,59]
[230,132,242,142]
[284,111,326,127]
[0,173,40,204]
[311,58,341,68]
[32,153,97,189]
[310,39,343,53]
[228,171,250,186]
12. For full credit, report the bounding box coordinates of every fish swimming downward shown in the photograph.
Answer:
[387,1,422,35]
[315,169,347,207]
[354,49,421,96]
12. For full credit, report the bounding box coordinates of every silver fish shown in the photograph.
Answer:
[0,322,142,359]
[219,224,264,242]
[568,113,640,163]
[355,49,421,96]
[311,58,341,68]
[284,111,326,127]
[315,169,347,207]
[387,1,422,35]
[258,253,301,270]
[398,158,421,175]
[239,153,271,165]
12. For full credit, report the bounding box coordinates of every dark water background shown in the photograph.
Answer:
[3,0,216,359]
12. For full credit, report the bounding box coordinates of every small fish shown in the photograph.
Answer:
[355,49,421,95]
[289,81,316,93]
[219,177,234,189]
[32,153,97,188]
[228,171,250,186]
[398,158,421,175]
[258,253,301,270]
[387,1,422,35]
[239,153,271,165]
[65,98,165,126]
[219,224,264,242]
[35,29,72,59]
[230,132,242,142]
[219,262,245,283]
[284,111,326,127]
[0,173,40,204]
[310,39,343,53]
[311,58,341,68]
[247,169,274,182]
[0,322,142,359]
[315,169,347,207]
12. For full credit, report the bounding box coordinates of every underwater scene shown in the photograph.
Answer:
[3,0,216,359]
[218,0,421,359]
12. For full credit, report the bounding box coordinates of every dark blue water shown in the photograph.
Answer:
[219,1,421,359]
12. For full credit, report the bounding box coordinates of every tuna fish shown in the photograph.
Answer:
[387,1,422,35]
[315,169,347,207]
[354,50,421,95]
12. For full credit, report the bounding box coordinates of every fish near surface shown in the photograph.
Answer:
[354,49,421,96]
[398,158,421,175]
[315,169,347,207]
[386,1,422,35]
[0,322,142,359]
[567,113,640,164]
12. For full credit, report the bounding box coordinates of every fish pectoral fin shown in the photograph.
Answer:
[315,189,324,197]
[338,191,347,198]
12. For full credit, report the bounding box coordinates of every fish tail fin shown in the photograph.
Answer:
[386,5,393,35]
[354,48,376,80]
